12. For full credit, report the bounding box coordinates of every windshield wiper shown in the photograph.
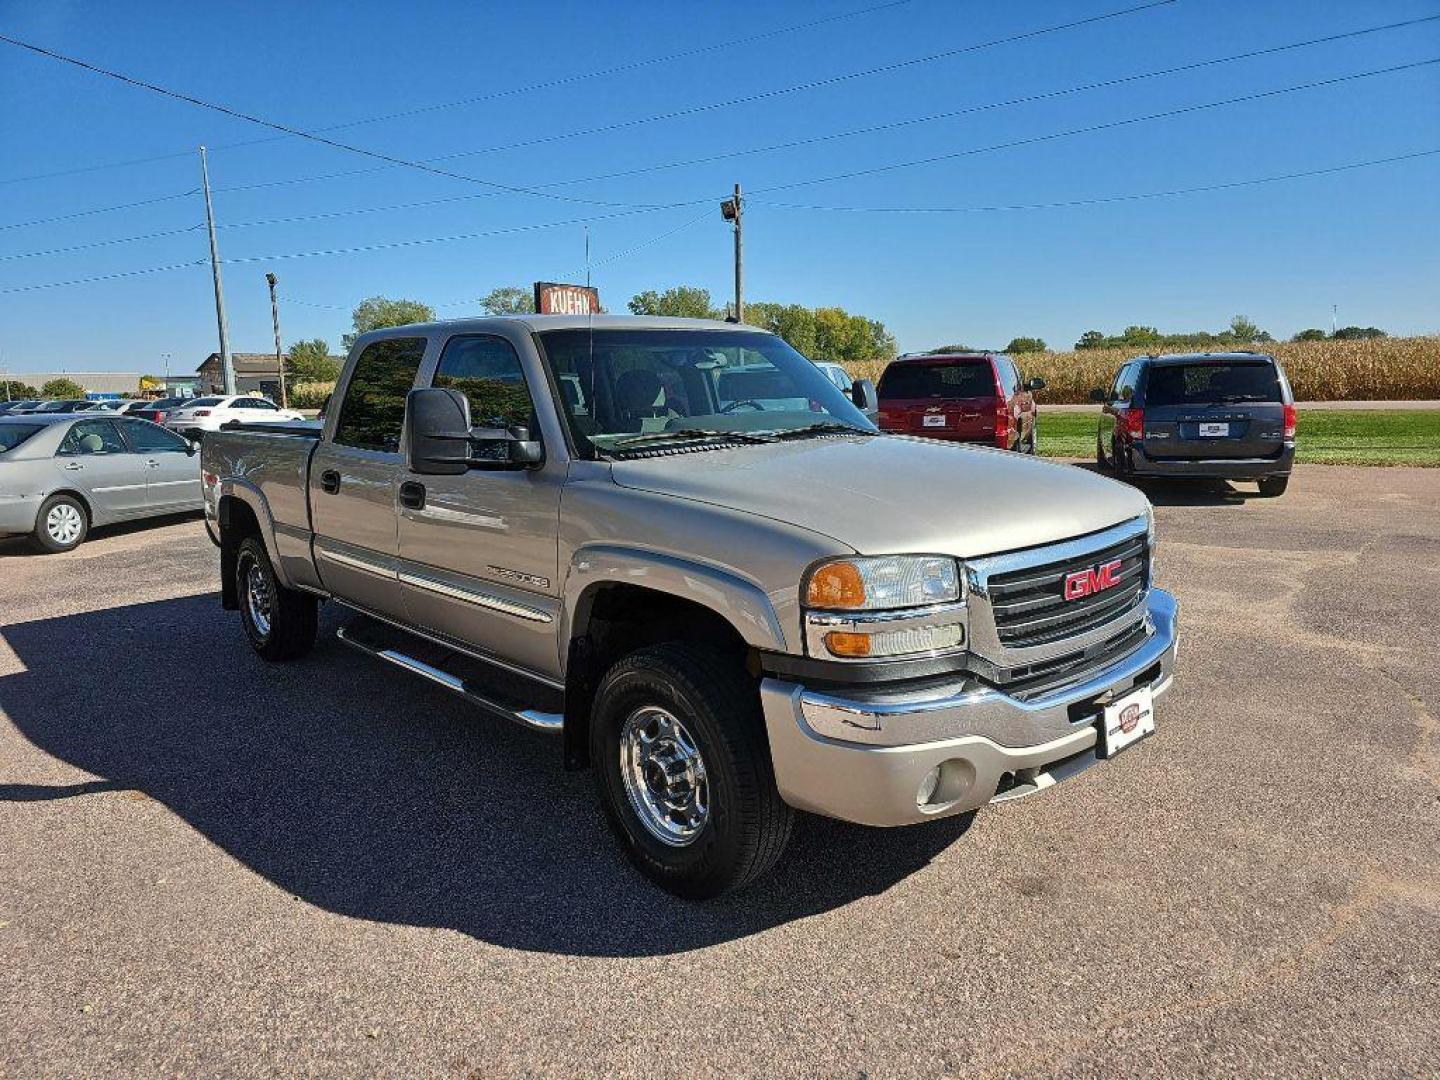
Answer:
[607,428,779,451]
[770,422,881,440]
[1216,394,1270,402]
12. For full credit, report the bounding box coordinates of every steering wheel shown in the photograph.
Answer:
[720,399,765,414]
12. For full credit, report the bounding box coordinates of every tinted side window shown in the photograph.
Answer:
[333,338,427,452]
[432,335,536,431]
[58,419,127,455]
[997,358,1020,396]
[120,420,189,452]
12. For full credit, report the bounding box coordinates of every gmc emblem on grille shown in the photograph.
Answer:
[1063,558,1124,600]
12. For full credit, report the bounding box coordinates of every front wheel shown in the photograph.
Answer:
[1257,475,1290,498]
[235,536,317,661]
[591,643,794,899]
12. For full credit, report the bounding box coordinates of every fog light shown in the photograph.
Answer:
[916,766,942,807]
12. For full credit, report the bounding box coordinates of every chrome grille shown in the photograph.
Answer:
[987,532,1149,649]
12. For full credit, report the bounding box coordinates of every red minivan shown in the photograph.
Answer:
[876,353,1044,452]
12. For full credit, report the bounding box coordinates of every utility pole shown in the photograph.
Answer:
[1331,304,1338,336]
[266,272,287,408]
[200,146,236,396]
[720,183,743,322]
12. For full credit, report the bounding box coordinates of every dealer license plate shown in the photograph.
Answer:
[1100,684,1155,758]
[922,414,947,427]
[1198,422,1229,437]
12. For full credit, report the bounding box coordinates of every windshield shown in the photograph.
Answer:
[0,424,44,452]
[1144,362,1281,406]
[537,328,874,452]
[186,397,225,408]
[878,361,995,400]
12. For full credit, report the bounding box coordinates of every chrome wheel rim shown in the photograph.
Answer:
[619,705,709,847]
[45,503,83,546]
[245,560,273,638]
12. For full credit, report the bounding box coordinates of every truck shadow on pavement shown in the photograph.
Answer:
[0,594,973,957]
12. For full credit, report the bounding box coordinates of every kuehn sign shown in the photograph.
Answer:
[534,282,600,315]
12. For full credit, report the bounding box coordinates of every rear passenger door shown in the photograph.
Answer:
[395,332,565,678]
[53,418,148,519]
[309,337,428,620]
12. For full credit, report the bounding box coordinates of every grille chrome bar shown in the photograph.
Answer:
[964,515,1152,677]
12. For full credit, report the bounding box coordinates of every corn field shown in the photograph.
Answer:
[845,336,1440,403]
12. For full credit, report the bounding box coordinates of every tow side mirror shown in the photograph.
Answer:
[405,388,545,474]
[1089,387,1107,403]
[405,387,472,476]
[850,378,879,418]
[1025,377,1046,392]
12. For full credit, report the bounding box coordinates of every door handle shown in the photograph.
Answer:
[63,462,84,471]
[399,481,426,510]
[320,469,341,494]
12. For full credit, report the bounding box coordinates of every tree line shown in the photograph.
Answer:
[283,295,1397,385]
[319,287,899,367]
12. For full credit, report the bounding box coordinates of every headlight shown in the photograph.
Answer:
[805,555,961,611]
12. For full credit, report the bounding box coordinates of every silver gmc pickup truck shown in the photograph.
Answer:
[203,315,1178,898]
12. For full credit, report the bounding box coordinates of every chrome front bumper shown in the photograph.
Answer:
[759,589,1178,826]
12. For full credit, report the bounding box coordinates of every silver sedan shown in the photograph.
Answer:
[0,413,202,552]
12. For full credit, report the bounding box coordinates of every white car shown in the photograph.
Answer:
[164,395,304,434]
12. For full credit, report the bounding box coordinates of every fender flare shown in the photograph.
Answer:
[561,544,789,656]
[217,480,290,589]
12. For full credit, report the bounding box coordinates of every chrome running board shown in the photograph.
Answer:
[336,616,562,734]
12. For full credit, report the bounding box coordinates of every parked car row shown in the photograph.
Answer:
[828,347,1295,496]
[0,394,304,551]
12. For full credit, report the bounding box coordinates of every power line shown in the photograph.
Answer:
[222,206,675,267]
[196,0,1179,202]
[0,0,923,186]
[0,32,710,211]
[148,17,1430,242]
[0,223,202,263]
[0,259,205,296]
[0,188,196,232]
[748,149,1440,213]
[534,15,1440,188]
[750,57,1440,195]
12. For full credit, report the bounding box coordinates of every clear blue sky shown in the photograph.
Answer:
[1,0,1437,374]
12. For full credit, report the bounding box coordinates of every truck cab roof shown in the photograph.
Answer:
[357,314,760,340]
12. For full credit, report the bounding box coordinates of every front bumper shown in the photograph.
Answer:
[760,589,1178,826]
[1129,442,1293,480]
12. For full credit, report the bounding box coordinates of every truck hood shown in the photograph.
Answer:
[609,435,1151,559]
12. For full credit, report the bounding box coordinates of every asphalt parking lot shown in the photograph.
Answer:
[2,464,1437,1078]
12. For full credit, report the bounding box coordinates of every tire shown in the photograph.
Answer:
[1026,421,1039,454]
[590,642,794,900]
[32,493,89,553]
[235,536,317,661]
[1095,430,1109,471]
[1257,475,1289,498]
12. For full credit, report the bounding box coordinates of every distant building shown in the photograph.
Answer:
[195,353,283,397]
[2,371,144,397]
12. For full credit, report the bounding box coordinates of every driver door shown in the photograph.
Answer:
[396,332,565,679]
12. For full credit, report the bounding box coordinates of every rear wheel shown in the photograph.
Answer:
[32,493,89,553]
[235,536,317,660]
[1257,475,1289,498]
[591,642,793,899]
